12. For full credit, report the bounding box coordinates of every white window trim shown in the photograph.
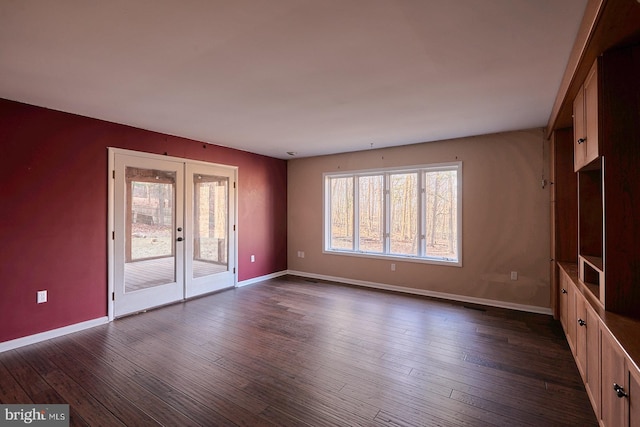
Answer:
[323,161,462,267]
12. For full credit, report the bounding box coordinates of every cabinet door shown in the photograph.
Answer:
[567,281,577,354]
[583,61,599,166]
[601,328,627,427]
[630,364,640,427]
[559,271,577,353]
[575,294,587,379]
[585,304,601,418]
[550,210,557,318]
[559,271,570,337]
[573,85,586,172]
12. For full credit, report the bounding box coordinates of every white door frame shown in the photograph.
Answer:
[107,147,238,321]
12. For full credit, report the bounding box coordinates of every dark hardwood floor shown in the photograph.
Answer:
[1,275,597,426]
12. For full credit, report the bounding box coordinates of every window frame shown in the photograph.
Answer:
[323,161,462,267]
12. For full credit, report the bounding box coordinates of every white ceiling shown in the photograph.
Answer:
[0,0,587,159]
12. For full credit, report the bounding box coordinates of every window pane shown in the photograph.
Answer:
[330,177,353,250]
[324,163,461,265]
[390,173,418,255]
[425,170,458,260]
[358,175,383,253]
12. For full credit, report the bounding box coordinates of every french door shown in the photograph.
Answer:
[184,162,235,298]
[109,149,236,318]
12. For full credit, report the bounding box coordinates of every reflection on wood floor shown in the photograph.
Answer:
[125,258,226,291]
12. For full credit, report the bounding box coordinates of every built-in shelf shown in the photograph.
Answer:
[554,42,640,319]
[582,255,603,271]
[579,255,604,305]
[577,151,604,306]
[578,165,603,257]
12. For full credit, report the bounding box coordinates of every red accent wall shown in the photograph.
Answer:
[0,98,287,343]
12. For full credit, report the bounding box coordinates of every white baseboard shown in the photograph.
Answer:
[286,270,553,315]
[237,270,289,288]
[0,317,109,353]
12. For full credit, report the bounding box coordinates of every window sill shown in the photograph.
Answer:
[323,249,462,267]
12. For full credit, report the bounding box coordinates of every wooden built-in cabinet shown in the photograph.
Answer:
[559,263,640,426]
[550,3,640,426]
[552,39,640,427]
[564,43,640,318]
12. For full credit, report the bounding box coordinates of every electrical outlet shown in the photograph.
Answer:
[391,263,396,271]
[510,271,518,281]
[250,255,255,263]
[298,251,305,258]
[37,290,47,304]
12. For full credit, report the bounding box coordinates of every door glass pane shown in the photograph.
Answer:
[390,172,418,255]
[193,174,228,278]
[358,175,383,253]
[125,167,176,292]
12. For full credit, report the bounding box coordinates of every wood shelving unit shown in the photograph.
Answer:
[549,2,640,424]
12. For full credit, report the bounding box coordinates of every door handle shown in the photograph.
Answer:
[176,237,184,242]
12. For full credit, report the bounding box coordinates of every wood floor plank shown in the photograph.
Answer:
[74,338,259,426]
[0,355,33,403]
[449,388,594,427]
[0,275,597,426]
[338,381,511,427]
[58,334,207,427]
[2,349,89,427]
[18,343,129,426]
[0,349,67,405]
[41,340,162,426]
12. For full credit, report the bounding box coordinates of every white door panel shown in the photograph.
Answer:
[113,153,185,317]
[185,163,236,298]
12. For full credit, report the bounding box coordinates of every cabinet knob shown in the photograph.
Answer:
[578,319,586,327]
[561,288,567,294]
[613,383,628,398]
[577,137,586,144]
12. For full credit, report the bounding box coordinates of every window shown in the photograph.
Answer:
[324,162,461,265]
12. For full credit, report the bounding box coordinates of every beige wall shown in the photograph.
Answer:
[287,128,551,310]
